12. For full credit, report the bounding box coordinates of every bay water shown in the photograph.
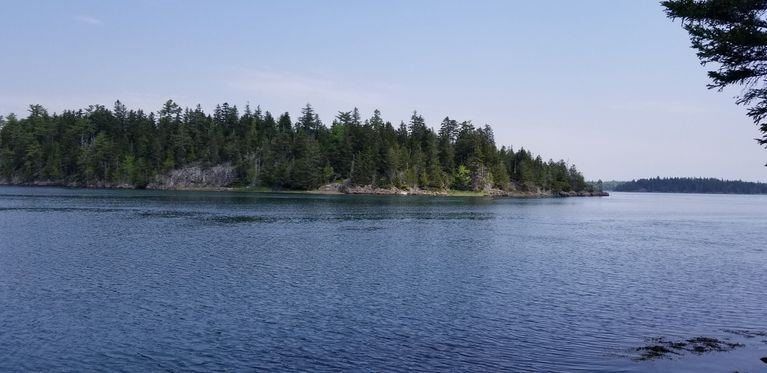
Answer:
[1,187,765,372]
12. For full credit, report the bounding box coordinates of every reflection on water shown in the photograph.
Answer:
[1,186,766,372]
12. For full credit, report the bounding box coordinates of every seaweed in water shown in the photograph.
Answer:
[633,336,743,361]
[685,337,742,355]
[634,338,686,360]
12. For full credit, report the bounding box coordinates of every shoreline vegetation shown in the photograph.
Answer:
[0,100,606,198]
[0,178,609,198]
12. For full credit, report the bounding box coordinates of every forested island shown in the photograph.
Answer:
[0,100,604,197]
[615,177,767,194]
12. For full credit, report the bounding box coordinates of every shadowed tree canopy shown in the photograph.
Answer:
[662,0,767,155]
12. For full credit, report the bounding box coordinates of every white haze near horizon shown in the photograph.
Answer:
[1,0,765,182]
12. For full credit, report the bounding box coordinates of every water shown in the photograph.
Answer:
[1,186,765,372]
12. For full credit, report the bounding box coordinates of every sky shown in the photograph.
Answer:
[1,0,766,182]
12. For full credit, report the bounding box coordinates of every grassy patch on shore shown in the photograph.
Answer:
[232,186,274,193]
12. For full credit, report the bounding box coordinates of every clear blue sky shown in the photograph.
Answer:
[1,0,765,181]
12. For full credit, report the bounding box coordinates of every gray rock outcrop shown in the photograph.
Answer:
[149,163,237,190]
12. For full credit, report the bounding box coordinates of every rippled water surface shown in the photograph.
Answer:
[1,186,766,372]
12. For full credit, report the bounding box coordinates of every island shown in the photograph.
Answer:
[0,101,607,197]
[613,177,767,194]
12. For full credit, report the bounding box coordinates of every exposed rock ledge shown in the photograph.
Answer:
[332,182,608,197]
[0,164,238,190]
[342,184,448,196]
[148,163,237,190]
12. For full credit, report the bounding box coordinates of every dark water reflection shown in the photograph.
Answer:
[1,187,766,372]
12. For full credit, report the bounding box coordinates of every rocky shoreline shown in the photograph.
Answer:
[0,164,239,191]
[329,182,608,198]
[0,163,609,198]
[0,178,609,198]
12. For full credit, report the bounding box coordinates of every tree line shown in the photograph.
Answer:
[615,177,767,194]
[0,100,589,192]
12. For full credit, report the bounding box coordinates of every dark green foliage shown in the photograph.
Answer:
[288,131,324,190]
[0,101,590,192]
[663,0,767,152]
[615,176,767,194]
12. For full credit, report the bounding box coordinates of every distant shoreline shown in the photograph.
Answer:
[610,190,767,196]
[608,177,767,195]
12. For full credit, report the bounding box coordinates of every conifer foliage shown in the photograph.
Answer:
[663,0,767,151]
[0,101,589,192]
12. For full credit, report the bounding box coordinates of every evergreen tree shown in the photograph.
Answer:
[663,0,767,152]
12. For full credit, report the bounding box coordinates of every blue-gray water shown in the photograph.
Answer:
[1,186,766,372]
